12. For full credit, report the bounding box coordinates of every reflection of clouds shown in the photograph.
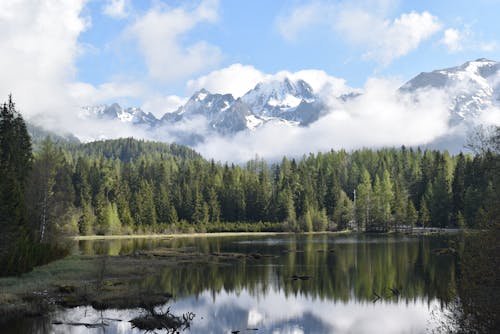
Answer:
[248,308,264,327]
[171,288,440,334]
[42,287,441,334]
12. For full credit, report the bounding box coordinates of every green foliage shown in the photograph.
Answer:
[33,139,496,235]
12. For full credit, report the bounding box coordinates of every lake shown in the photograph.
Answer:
[8,233,457,333]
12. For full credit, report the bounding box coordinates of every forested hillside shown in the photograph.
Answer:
[32,134,499,236]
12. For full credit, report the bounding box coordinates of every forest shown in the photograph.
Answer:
[1,96,499,274]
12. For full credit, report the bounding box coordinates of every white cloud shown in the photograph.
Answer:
[276,1,442,65]
[127,0,222,82]
[0,0,89,118]
[337,10,442,65]
[68,81,146,106]
[440,25,498,53]
[142,94,187,118]
[102,0,130,19]
[187,64,266,98]
[186,64,351,99]
[441,28,463,52]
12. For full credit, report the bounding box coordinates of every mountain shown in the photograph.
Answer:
[400,58,500,124]
[80,103,158,127]
[160,78,323,134]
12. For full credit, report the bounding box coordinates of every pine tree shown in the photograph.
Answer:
[419,201,430,227]
[0,96,38,275]
[406,200,418,229]
[452,153,466,218]
[355,169,372,231]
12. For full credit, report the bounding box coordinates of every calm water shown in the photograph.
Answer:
[12,234,457,333]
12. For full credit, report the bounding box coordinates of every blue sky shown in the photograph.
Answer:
[74,0,500,99]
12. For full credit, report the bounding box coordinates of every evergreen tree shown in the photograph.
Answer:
[406,200,418,229]
[355,169,372,231]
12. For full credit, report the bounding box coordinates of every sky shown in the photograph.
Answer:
[0,0,499,161]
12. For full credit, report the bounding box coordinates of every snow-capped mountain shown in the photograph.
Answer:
[80,103,158,127]
[400,58,500,123]
[158,78,323,134]
[241,78,315,116]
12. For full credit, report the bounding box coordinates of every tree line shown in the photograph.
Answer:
[27,131,499,237]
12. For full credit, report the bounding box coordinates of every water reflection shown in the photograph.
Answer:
[20,234,457,333]
[81,234,454,304]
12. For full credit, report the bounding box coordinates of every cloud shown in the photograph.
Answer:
[142,94,187,118]
[0,0,89,117]
[276,2,327,42]
[186,64,351,99]
[126,0,222,82]
[187,64,266,98]
[441,28,463,52]
[276,1,441,65]
[68,81,146,106]
[194,78,451,162]
[102,0,130,19]
[440,25,498,53]
[338,10,441,65]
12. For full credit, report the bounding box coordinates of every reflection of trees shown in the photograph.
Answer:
[80,235,457,303]
[443,230,500,333]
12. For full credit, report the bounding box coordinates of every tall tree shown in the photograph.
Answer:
[355,169,372,231]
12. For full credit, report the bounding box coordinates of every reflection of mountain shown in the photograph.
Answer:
[79,234,456,303]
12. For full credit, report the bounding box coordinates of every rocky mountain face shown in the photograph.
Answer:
[79,59,499,148]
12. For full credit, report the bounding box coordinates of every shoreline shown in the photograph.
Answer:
[72,228,466,241]
[72,230,352,241]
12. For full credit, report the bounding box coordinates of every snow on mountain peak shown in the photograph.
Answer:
[192,88,210,102]
[241,77,316,116]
